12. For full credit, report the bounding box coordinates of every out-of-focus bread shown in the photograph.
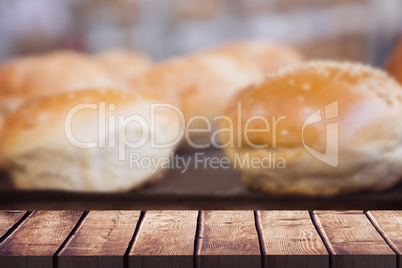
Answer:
[206,41,304,76]
[387,39,402,85]
[0,50,116,125]
[94,49,153,84]
[131,41,304,148]
[221,61,402,195]
[0,88,181,192]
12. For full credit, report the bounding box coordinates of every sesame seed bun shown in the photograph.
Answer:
[221,60,402,195]
[131,41,304,148]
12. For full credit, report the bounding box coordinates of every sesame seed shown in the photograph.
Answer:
[260,60,400,98]
[108,103,116,112]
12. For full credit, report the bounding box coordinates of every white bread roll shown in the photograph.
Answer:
[0,50,116,128]
[131,41,304,148]
[221,61,402,195]
[94,48,153,85]
[0,88,181,192]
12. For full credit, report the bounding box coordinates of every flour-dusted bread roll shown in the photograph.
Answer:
[0,89,181,192]
[0,50,116,124]
[220,61,402,195]
[94,48,153,85]
[131,41,303,148]
[387,39,402,85]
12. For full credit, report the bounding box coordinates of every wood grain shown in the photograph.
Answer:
[196,210,261,268]
[367,211,402,267]
[129,210,198,268]
[257,211,328,268]
[0,210,83,268]
[313,210,396,268]
[0,211,27,240]
[58,210,141,268]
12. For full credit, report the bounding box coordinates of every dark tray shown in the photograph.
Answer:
[1,150,402,210]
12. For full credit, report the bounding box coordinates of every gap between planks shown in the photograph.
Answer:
[0,210,400,268]
[0,211,31,245]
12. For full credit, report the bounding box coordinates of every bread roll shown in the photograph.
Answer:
[94,48,152,84]
[387,39,402,84]
[0,50,116,127]
[131,41,303,148]
[206,41,304,76]
[0,89,181,192]
[221,61,402,195]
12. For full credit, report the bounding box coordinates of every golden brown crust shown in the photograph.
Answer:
[221,60,402,195]
[222,60,402,150]
[387,39,402,85]
[204,41,304,76]
[130,41,303,148]
[132,41,304,113]
[94,48,153,82]
[0,88,178,192]
[0,50,116,116]
[0,88,139,159]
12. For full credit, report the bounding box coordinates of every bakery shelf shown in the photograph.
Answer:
[1,150,402,210]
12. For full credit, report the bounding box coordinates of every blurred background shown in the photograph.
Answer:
[0,0,401,65]
[0,0,402,210]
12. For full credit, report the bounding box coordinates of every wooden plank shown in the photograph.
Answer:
[0,211,27,239]
[0,210,83,268]
[58,210,141,268]
[367,211,402,268]
[129,210,198,268]
[313,211,396,268]
[257,211,328,268]
[196,210,261,268]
